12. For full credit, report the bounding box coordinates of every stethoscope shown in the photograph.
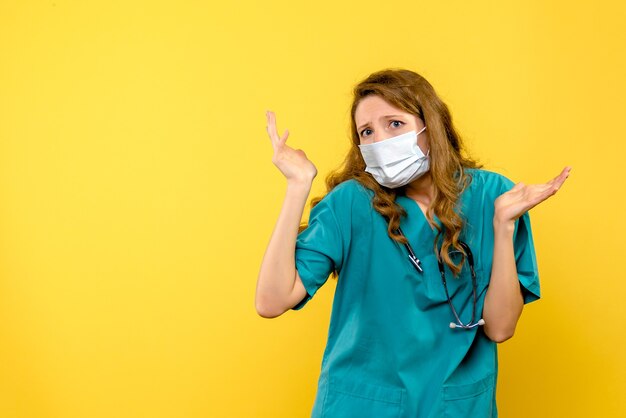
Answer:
[397,227,485,330]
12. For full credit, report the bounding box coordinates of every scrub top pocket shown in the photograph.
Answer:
[321,376,406,418]
[442,373,496,418]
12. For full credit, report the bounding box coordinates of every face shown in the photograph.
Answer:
[354,95,429,153]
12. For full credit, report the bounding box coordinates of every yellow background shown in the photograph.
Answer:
[1,1,624,417]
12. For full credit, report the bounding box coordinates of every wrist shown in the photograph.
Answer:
[286,177,313,193]
[493,216,515,235]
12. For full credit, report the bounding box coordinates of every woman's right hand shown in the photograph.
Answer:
[266,111,317,185]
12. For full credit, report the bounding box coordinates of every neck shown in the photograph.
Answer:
[404,172,435,206]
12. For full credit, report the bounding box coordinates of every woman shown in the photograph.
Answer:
[255,69,570,418]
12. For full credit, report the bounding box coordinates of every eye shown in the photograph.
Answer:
[390,120,404,128]
[360,128,373,137]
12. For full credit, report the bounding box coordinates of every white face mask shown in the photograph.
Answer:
[358,126,429,188]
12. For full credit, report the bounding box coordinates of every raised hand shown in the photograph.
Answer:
[494,166,572,225]
[265,111,317,185]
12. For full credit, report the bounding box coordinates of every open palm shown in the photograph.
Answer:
[494,167,571,223]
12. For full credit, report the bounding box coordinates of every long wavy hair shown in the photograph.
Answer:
[305,69,481,276]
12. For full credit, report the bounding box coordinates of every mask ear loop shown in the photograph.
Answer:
[417,125,430,157]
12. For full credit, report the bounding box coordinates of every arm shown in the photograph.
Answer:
[482,219,522,343]
[482,167,571,342]
[255,181,311,318]
[255,111,317,318]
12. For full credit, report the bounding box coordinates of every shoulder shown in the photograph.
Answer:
[464,168,515,197]
[320,179,374,206]
[311,179,374,226]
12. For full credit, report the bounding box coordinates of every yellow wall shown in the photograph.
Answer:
[1,1,624,417]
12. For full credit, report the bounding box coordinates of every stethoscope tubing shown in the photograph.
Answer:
[396,228,484,330]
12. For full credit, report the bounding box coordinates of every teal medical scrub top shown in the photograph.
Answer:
[292,169,540,418]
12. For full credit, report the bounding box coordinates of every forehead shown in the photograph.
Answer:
[354,95,411,125]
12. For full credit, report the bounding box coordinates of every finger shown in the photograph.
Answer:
[526,168,569,206]
[267,111,291,150]
[530,181,562,205]
[266,111,280,145]
[279,129,289,145]
[535,174,568,205]
[546,166,571,188]
[552,166,572,190]
[534,187,558,204]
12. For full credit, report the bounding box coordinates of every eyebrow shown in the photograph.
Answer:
[357,114,406,132]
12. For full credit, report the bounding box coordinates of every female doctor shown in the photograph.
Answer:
[255,68,570,418]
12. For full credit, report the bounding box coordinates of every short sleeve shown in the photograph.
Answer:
[484,170,541,305]
[513,211,540,304]
[291,193,346,310]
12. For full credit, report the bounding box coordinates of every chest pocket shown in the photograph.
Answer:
[320,376,405,418]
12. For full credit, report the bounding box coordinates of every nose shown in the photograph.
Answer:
[373,131,393,143]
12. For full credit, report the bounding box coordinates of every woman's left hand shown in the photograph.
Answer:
[494,166,572,225]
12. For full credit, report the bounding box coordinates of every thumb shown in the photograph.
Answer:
[510,182,525,192]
